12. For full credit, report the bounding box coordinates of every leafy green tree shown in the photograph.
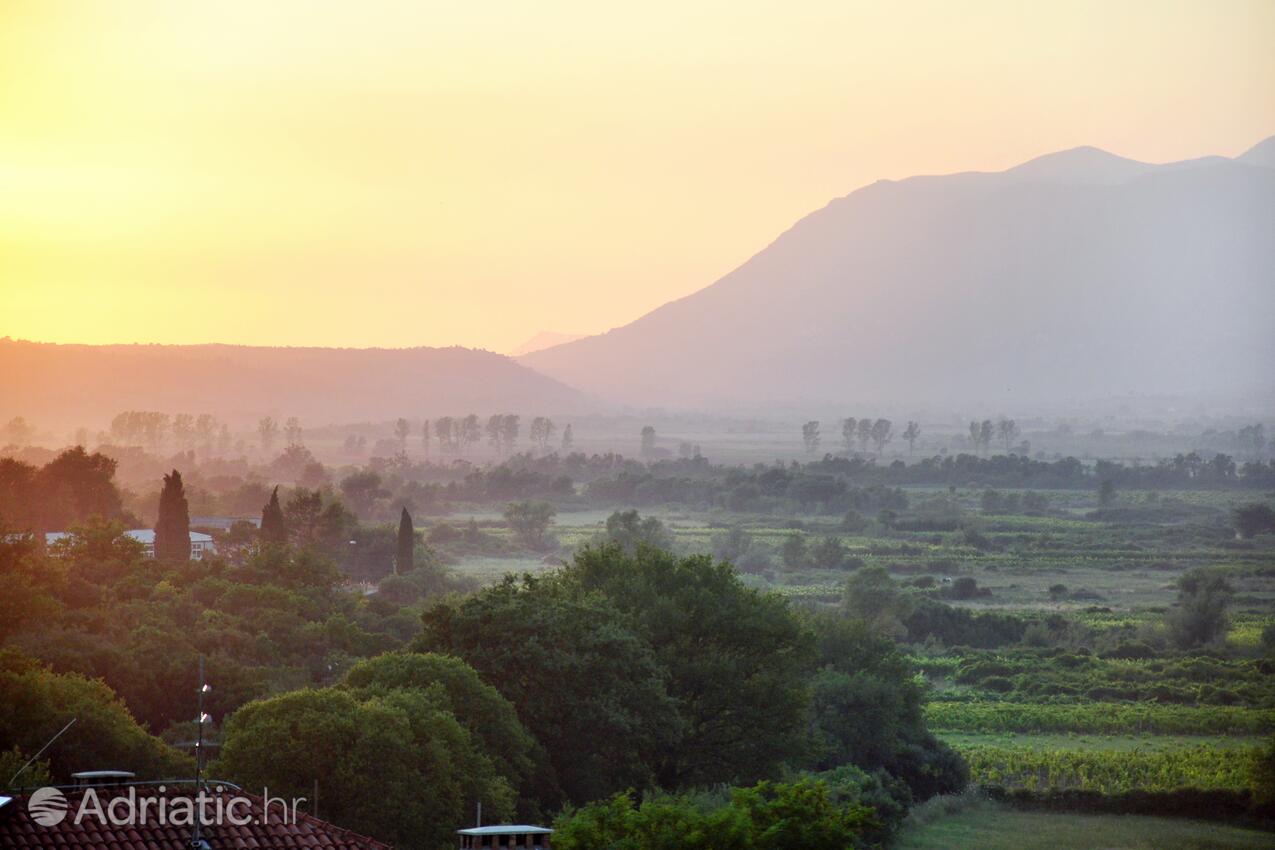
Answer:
[804,613,966,799]
[499,413,521,454]
[870,419,893,454]
[215,687,512,849]
[260,485,288,544]
[604,509,672,553]
[640,425,657,458]
[1239,424,1266,458]
[1165,568,1231,649]
[553,777,880,850]
[154,469,190,562]
[283,416,304,447]
[554,790,749,850]
[0,527,61,642]
[561,423,573,452]
[486,414,504,454]
[46,516,146,583]
[781,532,808,570]
[0,658,190,782]
[567,545,815,789]
[339,470,386,515]
[238,541,343,591]
[802,421,821,453]
[529,417,556,453]
[3,416,33,446]
[417,574,678,804]
[5,447,128,531]
[257,416,277,452]
[843,566,913,638]
[857,418,873,452]
[0,746,51,788]
[459,414,482,455]
[283,487,334,548]
[171,413,194,449]
[342,652,543,812]
[394,417,411,453]
[997,418,1020,451]
[841,418,857,453]
[903,421,921,454]
[711,526,752,563]
[434,416,456,454]
[503,500,556,548]
[1098,478,1117,507]
[396,507,414,574]
[810,536,846,570]
[1235,503,1275,539]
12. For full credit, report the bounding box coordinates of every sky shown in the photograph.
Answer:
[2,0,1273,354]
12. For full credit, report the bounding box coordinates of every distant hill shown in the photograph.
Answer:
[521,137,1275,410]
[508,331,587,357]
[0,340,593,428]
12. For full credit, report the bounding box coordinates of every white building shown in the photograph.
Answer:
[45,529,216,560]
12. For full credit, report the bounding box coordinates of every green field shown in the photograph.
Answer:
[896,803,1275,850]
[431,483,1275,826]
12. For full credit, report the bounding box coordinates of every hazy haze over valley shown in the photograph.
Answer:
[0,339,591,428]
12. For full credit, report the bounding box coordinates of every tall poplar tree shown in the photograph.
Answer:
[396,507,414,575]
[260,486,287,544]
[154,469,191,561]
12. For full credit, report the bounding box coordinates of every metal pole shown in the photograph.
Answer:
[192,655,207,849]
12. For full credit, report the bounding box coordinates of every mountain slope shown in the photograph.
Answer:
[522,138,1275,408]
[0,340,593,427]
[1239,135,1275,168]
[509,331,587,357]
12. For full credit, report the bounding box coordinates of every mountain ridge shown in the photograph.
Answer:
[521,137,1275,410]
[0,338,595,428]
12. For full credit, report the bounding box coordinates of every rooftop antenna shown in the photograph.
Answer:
[7,718,76,788]
[190,655,212,850]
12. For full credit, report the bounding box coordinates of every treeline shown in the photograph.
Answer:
[342,413,575,459]
[577,452,1275,515]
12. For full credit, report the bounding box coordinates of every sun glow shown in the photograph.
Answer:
[2,0,1273,351]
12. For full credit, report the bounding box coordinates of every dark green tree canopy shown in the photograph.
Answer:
[342,651,543,812]
[396,507,414,574]
[153,469,190,562]
[417,573,679,805]
[503,500,556,548]
[260,485,287,544]
[0,448,128,532]
[566,544,815,789]
[214,686,513,850]
[0,655,190,782]
[420,545,817,800]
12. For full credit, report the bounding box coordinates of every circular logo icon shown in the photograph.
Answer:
[28,787,68,827]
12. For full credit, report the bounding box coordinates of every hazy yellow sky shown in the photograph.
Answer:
[2,0,1273,353]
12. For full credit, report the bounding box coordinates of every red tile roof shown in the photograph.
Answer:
[0,785,393,850]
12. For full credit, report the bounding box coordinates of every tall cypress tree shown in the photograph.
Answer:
[154,469,191,562]
[260,485,287,545]
[395,507,414,575]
